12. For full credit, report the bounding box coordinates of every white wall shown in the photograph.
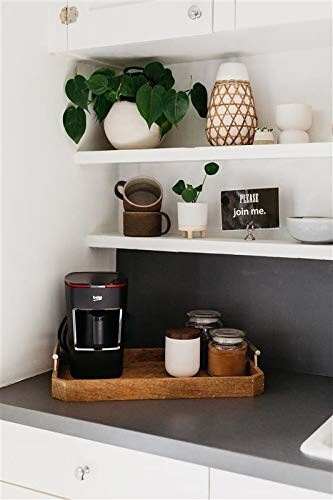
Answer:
[0,2,118,386]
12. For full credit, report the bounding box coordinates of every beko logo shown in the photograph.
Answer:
[92,295,103,302]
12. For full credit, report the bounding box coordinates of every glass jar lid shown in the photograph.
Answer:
[211,328,246,345]
[187,310,221,324]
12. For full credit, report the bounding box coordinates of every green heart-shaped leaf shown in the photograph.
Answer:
[136,83,165,128]
[195,184,203,192]
[90,67,116,84]
[191,82,208,118]
[86,74,108,95]
[92,94,113,122]
[144,62,166,83]
[182,185,197,203]
[63,106,86,143]
[172,180,186,195]
[158,69,175,90]
[155,113,172,137]
[204,162,220,175]
[118,74,136,99]
[130,74,147,95]
[65,75,89,110]
[163,89,189,126]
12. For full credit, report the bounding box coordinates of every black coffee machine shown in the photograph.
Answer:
[58,272,128,379]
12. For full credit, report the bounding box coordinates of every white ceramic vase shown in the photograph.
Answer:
[206,62,257,146]
[104,101,161,150]
[177,202,208,239]
[276,103,312,144]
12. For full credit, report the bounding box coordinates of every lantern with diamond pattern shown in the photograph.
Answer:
[206,63,257,147]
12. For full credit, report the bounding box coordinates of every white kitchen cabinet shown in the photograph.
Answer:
[0,421,209,499]
[0,481,62,499]
[213,0,235,32]
[210,468,332,499]
[66,1,213,51]
[236,0,332,29]
[48,1,68,53]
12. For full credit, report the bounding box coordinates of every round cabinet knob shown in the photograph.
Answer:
[188,5,202,20]
[74,465,90,481]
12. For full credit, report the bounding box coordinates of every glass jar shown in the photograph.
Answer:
[186,310,223,370]
[208,328,247,377]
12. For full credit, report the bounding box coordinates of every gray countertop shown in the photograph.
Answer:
[1,370,332,494]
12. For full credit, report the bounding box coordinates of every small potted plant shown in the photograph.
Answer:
[172,162,220,239]
[63,63,208,149]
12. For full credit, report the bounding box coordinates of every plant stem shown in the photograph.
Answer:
[195,173,207,202]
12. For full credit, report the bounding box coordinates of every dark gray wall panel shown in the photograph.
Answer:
[117,250,333,377]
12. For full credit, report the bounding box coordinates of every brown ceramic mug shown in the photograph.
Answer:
[123,212,171,237]
[115,176,163,212]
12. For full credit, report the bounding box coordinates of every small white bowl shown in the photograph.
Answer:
[286,217,333,244]
[276,104,312,131]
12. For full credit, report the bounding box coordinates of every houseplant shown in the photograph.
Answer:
[172,162,220,239]
[63,63,208,149]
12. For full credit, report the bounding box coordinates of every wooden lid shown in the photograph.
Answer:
[166,328,201,340]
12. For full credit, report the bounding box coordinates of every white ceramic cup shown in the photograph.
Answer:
[165,336,200,378]
[275,103,312,131]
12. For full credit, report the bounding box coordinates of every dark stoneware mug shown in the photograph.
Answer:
[123,212,171,237]
[115,176,163,212]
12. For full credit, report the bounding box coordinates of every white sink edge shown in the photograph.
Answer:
[300,415,333,463]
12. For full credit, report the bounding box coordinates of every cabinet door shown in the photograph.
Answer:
[48,1,68,53]
[236,0,332,29]
[68,0,213,50]
[0,481,62,499]
[1,421,209,499]
[213,0,235,32]
[210,468,332,499]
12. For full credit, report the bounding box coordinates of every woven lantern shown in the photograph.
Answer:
[206,63,257,146]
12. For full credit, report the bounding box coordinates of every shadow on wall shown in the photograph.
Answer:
[117,250,333,377]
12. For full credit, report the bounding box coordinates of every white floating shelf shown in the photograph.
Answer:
[76,143,332,165]
[87,232,332,261]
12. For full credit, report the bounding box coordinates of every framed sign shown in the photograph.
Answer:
[221,187,279,230]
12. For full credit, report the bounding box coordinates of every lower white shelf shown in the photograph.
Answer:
[87,233,332,260]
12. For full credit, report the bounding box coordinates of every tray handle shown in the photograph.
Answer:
[52,340,60,373]
[247,340,261,367]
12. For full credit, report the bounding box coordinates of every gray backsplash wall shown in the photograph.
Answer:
[117,250,333,377]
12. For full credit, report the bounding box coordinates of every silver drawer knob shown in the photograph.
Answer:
[75,465,90,481]
[188,5,202,20]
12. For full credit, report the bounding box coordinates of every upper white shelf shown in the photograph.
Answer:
[87,232,332,261]
[76,143,332,165]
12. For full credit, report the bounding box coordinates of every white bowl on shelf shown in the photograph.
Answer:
[286,217,333,244]
[276,103,312,131]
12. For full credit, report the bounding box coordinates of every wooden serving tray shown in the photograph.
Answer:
[52,346,264,401]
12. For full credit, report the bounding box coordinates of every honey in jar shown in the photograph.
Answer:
[208,329,247,377]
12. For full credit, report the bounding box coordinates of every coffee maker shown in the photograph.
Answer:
[59,272,128,379]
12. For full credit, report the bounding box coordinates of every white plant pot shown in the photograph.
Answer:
[177,202,208,238]
[104,101,161,150]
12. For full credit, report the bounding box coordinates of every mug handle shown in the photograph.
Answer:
[161,212,171,235]
[114,180,126,200]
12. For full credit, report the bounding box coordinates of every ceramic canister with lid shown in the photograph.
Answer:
[208,328,247,377]
[165,328,201,378]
